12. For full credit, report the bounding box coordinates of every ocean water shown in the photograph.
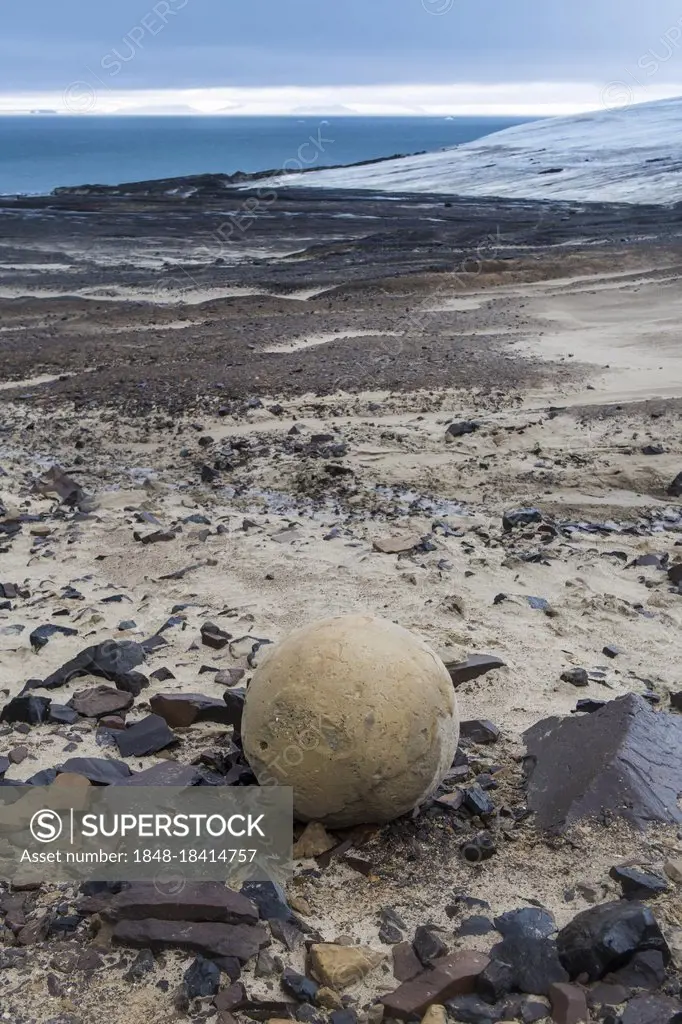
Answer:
[0,115,532,196]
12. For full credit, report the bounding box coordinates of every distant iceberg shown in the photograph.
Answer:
[265,98,682,204]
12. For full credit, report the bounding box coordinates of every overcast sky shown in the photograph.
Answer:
[2,0,682,113]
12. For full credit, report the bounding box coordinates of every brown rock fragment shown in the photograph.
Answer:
[69,685,134,718]
[373,534,421,554]
[393,941,427,981]
[549,982,589,1023]
[380,952,489,1020]
[214,982,247,1011]
[150,692,236,728]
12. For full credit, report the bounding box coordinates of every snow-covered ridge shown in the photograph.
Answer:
[266,98,682,205]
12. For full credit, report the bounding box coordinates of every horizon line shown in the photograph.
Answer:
[1,82,680,119]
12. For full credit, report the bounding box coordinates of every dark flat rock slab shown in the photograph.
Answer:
[69,685,134,719]
[48,704,79,725]
[59,757,132,784]
[524,693,682,831]
[113,714,177,757]
[115,761,202,787]
[112,918,267,962]
[103,882,258,925]
[30,623,78,651]
[609,866,668,900]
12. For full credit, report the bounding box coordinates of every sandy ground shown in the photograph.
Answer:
[2,247,682,1022]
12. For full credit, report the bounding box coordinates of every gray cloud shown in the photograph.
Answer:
[4,0,682,90]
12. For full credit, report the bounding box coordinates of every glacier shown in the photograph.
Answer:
[263,98,682,205]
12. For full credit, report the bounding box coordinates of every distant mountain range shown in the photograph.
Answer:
[261,97,682,204]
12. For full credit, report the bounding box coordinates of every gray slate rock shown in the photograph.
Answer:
[621,993,682,1023]
[27,640,145,692]
[113,714,177,758]
[524,693,682,830]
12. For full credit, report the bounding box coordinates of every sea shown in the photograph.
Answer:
[0,115,532,196]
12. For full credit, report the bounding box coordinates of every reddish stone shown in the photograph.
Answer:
[393,941,423,982]
[150,692,235,728]
[214,982,248,1011]
[549,982,589,1024]
[380,951,489,1020]
[99,715,126,730]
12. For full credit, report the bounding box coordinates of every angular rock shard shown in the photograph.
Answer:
[27,640,145,692]
[113,714,177,757]
[459,720,500,744]
[445,654,505,687]
[150,693,236,729]
[445,420,480,440]
[29,623,78,651]
[548,982,589,1024]
[524,694,682,831]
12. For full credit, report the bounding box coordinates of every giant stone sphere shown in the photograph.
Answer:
[242,614,459,827]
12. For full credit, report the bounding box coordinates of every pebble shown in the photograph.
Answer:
[445,421,480,440]
[561,668,589,688]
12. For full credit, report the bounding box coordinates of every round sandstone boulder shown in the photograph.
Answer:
[242,614,459,827]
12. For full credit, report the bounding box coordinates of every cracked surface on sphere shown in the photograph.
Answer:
[242,614,459,827]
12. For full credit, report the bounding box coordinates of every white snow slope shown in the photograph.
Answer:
[266,98,682,205]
